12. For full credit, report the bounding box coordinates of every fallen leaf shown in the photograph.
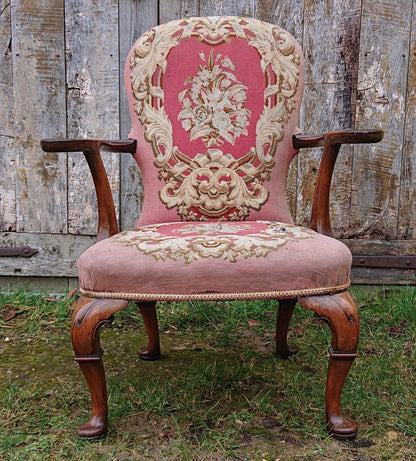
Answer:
[11,373,29,382]
[66,288,79,300]
[248,319,260,326]
[387,320,407,337]
[292,327,304,338]
[387,431,398,441]
[161,430,176,440]
[3,310,20,321]
[369,317,381,325]
[43,296,58,302]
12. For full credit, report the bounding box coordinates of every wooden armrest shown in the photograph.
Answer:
[292,129,383,149]
[40,138,136,153]
[40,138,137,241]
[293,129,384,236]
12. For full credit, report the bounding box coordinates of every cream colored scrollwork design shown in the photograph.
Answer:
[130,17,301,220]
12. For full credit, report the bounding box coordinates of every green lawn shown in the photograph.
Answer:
[1,286,415,460]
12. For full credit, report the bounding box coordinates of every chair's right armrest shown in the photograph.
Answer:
[292,129,384,236]
[40,138,137,241]
[293,130,383,149]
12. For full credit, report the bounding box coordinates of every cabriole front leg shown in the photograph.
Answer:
[71,297,128,439]
[298,290,359,439]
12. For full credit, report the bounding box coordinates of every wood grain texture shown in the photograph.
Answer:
[255,0,304,38]
[297,0,361,237]
[0,1,415,284]
[341,238,416,255]
[344,237,416,283]
[119,0,157,230]
[351,267,416,285]
[255,0,305,219]
[343,238,416,283]
[65,0,120,235]
[397,1,416,239]
[0,232,94,277]
[0,1,15,231]
[159,0,200,22]
[0,1,13,138]
[351,0,411,240]
[0,275,78,292]
[11,0,67,233]
[199,0,257,16]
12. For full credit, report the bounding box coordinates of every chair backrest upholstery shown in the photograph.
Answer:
[125,16,305,226]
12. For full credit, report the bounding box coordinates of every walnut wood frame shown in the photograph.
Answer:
[41,129,383,440]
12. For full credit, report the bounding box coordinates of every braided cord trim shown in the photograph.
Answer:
[80,281,350,302]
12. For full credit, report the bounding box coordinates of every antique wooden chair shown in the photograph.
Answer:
[41,17,383,440]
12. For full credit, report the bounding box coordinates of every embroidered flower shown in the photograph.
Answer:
[195,105,210,123]
[178,50,251,147]
[221,57,235,70]
[212,111,231,132]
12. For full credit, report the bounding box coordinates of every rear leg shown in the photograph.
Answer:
[275,298,299,359]
[137,302,161,361]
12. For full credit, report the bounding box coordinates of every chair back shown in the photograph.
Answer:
[125,17,305,225]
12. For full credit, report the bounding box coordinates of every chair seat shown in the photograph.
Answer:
[78,221,351,301]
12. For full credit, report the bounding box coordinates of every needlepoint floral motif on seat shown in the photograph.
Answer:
[128,16,302,222]
[114,221,314,264]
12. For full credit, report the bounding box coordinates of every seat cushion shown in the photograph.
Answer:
[78,221,351,301]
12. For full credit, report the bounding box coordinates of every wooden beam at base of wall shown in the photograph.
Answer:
[0,232,94,277]
[0,276,79,293]
[1,233,415,285]
[352,255,416,269]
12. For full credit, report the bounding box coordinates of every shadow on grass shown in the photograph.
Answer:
[1,286,416,460]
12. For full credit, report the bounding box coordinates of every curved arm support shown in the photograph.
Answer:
[293,130,383,236]
[40,139,137,241]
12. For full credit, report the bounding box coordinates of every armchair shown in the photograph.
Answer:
[41,16,383,440]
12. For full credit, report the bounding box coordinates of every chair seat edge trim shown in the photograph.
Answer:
[79,282,351,302]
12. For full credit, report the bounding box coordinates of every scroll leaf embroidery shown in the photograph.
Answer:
[115,222,314,264]
[130,17,300,220]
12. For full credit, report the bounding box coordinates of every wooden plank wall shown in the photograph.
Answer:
[0,0,415,285]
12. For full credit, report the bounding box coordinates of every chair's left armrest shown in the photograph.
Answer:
[293,129,384,236]
[40,138,137,242]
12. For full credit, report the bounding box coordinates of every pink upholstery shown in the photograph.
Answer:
[77,17,353,301]
[78,221,351,301]
[125,17,304,225]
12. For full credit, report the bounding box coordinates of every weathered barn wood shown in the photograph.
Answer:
[11,0,67,234]
[0,0,415,286]
[119,0,157,230]
[351,0,412,240]
[0,1,15,232]
[0,232,93,277]
[159,0,200,20]
[297,0,362,236]
[65,0,120,235]
[397,7,416,240]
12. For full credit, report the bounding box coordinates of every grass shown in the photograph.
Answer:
[0,286,416,459]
